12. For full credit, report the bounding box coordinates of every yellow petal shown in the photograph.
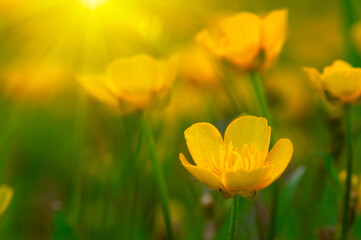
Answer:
[323,60,353,75]
[197,12,262,69]
[178,45,220,86]
[77,75,118,108]
[159,54,179,90]
[302,67,323,94]
[107,55,162,107]
[219,12,262,68]
[106,54,175,108]
[222,165,273,191]
[224,116,271,155]
[322,68,361,102]
[184,122,223,170]
[196,29,225,57]
[180,153,223,190]
[116,91,154,109]
[261,9,288,67]
[0,185,12,216]
[256,138,293,189]
[108,55,160,91]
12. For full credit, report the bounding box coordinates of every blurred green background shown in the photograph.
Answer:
[1,0,361,239]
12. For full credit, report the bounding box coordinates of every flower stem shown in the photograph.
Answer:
[340,104,353,240]
[221,70,243,114]
[228,194,240,240]
[141,116,173,240]
[249,71,277,240]
[221,61,250,115]
[268,181,279,240]
[249,71,272,125]
[339,0,361,66]
[129,129,143,240]
[68,90,87,225]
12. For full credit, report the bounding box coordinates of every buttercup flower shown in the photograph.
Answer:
[196,9,288,71]
[178,45,221,87]
[78,54,177,114]
[179,116,293,198]
[303,60,361,104]
[2,62,69,102]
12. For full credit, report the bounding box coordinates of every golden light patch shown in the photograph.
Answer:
[79,0,108,10]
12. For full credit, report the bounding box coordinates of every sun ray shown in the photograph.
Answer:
[79,0,108,10]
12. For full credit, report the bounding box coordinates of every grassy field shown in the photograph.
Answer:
[1,0,361,239]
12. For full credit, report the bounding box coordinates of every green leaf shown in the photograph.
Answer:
[283,166,306,203]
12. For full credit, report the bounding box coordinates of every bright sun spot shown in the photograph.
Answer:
[79,0,108,10]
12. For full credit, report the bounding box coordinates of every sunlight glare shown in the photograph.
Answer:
[79,0,108,10]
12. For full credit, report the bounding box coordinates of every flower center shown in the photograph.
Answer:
[218,142,266,173]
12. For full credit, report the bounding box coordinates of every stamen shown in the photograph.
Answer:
[248,151,255,170]
[209,154,221,176]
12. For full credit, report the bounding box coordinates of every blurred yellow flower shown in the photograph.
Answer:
[78,54,177,114]
[196,9,288,71]
[339,170,361,214]
[180,116,293,198]
[178,45,220,87]
[303,60,361,104]
[339,170,359,188]
[1,62,69,103]
[352,21,361,56]
[0,185,12,216]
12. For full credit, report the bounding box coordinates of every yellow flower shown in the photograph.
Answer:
[0,185,12,216]
[352,21,361,56]
[78,54,177,114]
[178,45,221,87]
[196,9,288,71]
[1,62,69,103]
[338,170,361,214]
[179,116,293,198]
[303,60,361,104]
[339,170,359,188]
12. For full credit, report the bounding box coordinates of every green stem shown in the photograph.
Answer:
[221,61,251,115]
[249,71,277,240]
[228,194,240,240]
[249,71,272,125]
[141,117,173,240]
[129,170,140,240]
[68,90,87,225]
[268,181,279,240]
[221,70,243,114]
[129,129,143,240]
[339,0,361,66]
[340,104,353,240]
